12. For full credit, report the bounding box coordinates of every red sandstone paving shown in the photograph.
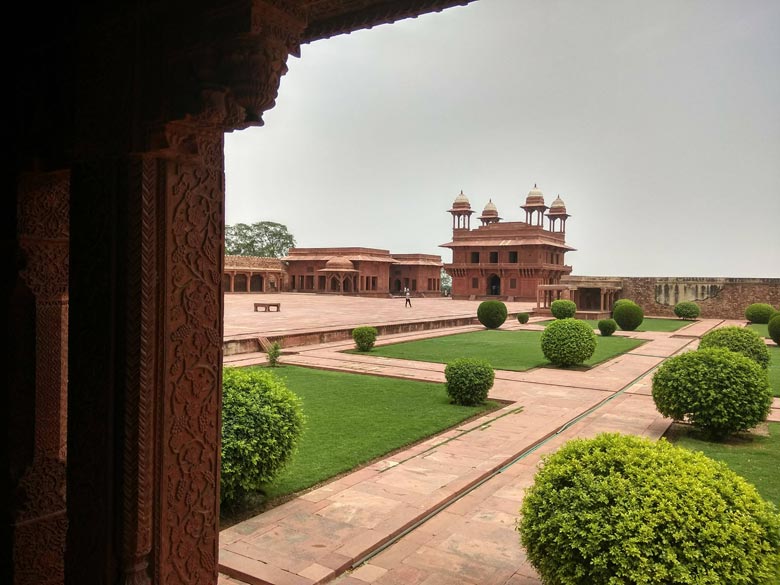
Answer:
[223,293,535,339]
[218,306,758,585]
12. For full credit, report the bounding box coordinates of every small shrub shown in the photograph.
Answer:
[674,301,701,320]
[769,313,780,346]
[516,312,530,324]
[444,358,495,406]
[540,318,597,367]
[517,433,780,585]
[613,300,644,331]
[221,367,305,506]
[597,318,617,336]
[477,300,508,329]
[550,299,577,319]
[699,325,769,369]
[267,341,281,367]
[352,326,378,351]
[651,348,771,438]
[745,303,776,324]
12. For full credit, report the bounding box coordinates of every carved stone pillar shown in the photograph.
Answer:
[66,2,306,584]
[14,170,70,585]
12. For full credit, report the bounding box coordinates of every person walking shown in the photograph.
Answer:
[404,287,412,308]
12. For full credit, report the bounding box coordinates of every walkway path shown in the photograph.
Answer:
[218,315,778,585]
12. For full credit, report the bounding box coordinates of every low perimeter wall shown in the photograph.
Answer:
[574,276,780,319]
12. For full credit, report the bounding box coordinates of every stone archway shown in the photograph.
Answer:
[234,274,248,292]
[11,3,485,584]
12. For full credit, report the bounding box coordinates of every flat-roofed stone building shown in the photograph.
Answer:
[441,186,575,300]
[280,247,443,296]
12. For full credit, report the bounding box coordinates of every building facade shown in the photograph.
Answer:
[441,187,575,301]
[280,247,443,296]
[223,255,287,293]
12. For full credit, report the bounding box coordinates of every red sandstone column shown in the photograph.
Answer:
[14,170,70,585]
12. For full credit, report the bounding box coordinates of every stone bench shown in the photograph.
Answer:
[254,302,281,312]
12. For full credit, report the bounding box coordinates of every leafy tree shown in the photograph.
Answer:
[440,269,452,295]
[225,221,296,257]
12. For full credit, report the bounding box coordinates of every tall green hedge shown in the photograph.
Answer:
[517,433,780,584]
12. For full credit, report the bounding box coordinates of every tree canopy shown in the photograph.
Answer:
[225,221,296,258]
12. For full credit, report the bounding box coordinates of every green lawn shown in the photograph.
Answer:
[748,323,770,338]
[666,422,780,507]
[769,346,780,397]
[359,329,645,371]
[538,317,692,332]
[222,365,500,523]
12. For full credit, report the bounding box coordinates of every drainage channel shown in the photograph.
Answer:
[347,337,696,573]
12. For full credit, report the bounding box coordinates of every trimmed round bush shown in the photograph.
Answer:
[674,301,701,320]
[745,303,776,324]
[221,367,305,505]
[516,312,530,324]
[550,299,577,319]
[699,325,769,369]
[540,318,597,367]
[613,300,644,331]
[769,313,780,346]
[517,433,780,585]
[597,318,617,336]
[352,326,378,351]
[477,300,507,329]
[444,358,494,406]
[652,348,771,438]
[611,298,633,314]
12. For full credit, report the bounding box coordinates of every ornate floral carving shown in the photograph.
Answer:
[17,171,70,239]
[159,132,224,584]
[14,457,67,585]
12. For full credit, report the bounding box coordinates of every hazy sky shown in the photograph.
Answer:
[225,0,780,278]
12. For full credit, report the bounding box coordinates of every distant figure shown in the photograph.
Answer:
[404,287,412,308]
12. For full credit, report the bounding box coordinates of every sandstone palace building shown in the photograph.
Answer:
[223,248,443,296]
[442,186,575,301]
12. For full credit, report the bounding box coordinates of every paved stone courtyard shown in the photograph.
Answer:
[219,294,780,585]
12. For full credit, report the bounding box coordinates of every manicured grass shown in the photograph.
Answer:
[769,346,780,397]
[227,365,499,516]
[665,422,780,507]
[538,317,692,332]
[359,330,645,371]
[747,323,770,339]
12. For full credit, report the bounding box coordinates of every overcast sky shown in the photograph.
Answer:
[225,0,780,278]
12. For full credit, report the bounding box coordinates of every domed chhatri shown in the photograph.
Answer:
[549,195,567,213]
[452,190,472,210]
[478,198,502,226]
[323,256,355,271]
[521,183,550,226]
[448,189,475,230]
[525,184,545,207]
